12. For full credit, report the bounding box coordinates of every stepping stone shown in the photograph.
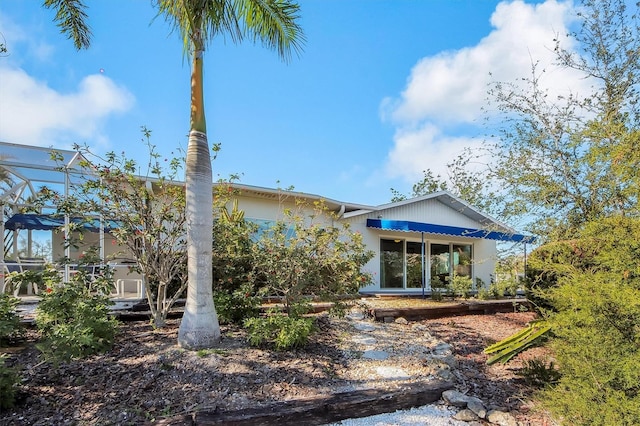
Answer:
[362,350,389,360]
[351,336,377,345]
[346,311,365,321]
[375,366,409,379]
[352,322,376,332]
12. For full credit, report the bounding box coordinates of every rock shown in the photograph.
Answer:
[351,336,377,345]
[432,353,457,368]
[375,366,409,379]
[433,342,453,355]
[346,311,365,321]
[394,317,408,324]
[352,322,376,332]
[486,410,518,426]
[411,323,427,331]
[362,350,389,360]
[467,398,487,419]
[434,364,454,381]
[442,390,470,407]
[383,316,395,323]
[453,408,480,422]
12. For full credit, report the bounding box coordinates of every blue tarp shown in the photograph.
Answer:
[366,219,535,243]
[4,214,120,232]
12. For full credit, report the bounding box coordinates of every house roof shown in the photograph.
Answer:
[343,190,534,243]
[223,182,373,214]
[344,190,506,225]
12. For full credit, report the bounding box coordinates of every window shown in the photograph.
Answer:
[406,241,424,288]
[430,243,450,287]
[380,239,473,290]
[380,239,403,288]
[453,244,472,277]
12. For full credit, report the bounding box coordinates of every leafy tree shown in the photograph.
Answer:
[47,130,188,328]
[484,3,640,423]
[488,0,640,241]
[156,0,305,350]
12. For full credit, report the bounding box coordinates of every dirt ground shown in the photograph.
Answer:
[1,303,554,425]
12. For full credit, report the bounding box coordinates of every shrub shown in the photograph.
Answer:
[518,358,561,388]
[250,201,373,315]
[0,293,23,345]
[244,314,314,350]
[449,273,473,298]
[525,239,598,310]
[0,354,18,410]
[214,283,262,324]
[487,277,520,299]
[538,217,640,425]
[35,264,119,365]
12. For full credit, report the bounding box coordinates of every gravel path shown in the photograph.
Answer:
[325,403,466,425]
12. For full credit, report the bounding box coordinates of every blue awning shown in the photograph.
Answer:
[4,214,120,232]
[366,219,535,243]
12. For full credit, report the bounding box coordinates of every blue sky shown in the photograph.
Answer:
[0,0,583,206]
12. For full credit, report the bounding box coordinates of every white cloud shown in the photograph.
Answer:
[0,64,134,147]
[381,0,587,187]
[385,123,485,183]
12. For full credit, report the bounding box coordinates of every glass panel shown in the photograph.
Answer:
[406,241,424,288]
[453,244,472,277]
[380,239,403,288]
[430,243,450,287]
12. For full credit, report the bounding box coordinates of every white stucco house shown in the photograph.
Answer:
[0,142,532,296]
[220,183,532,295]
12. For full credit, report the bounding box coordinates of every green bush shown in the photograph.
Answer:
[538,217,640,425]
[35,266,119,365]
[0,293,23,345]
[214,283,262,324]
[244,314,314,350]
[525,239,598,310]
[488,277,520,299]
[0,354,18,410]
[518,358,561,388]
[250,202,374,315]
[449,273,473,298]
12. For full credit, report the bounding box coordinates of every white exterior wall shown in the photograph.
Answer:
[234,193,336,227]
[43,190,502,295]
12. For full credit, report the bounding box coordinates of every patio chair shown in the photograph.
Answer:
[1,263,23,296]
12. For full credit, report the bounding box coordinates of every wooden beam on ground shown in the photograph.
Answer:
[157,380,453,426]
[372,299,532,322]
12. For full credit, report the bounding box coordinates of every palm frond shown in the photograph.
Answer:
[43,0,92,50]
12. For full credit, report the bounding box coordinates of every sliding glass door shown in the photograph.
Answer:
[380,239,403,288]
[381,238,473,290]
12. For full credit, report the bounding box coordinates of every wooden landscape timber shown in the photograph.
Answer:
[371,299,532,322]
[157,380,453,426]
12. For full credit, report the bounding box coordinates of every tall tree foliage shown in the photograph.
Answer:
[156,0,304,350]
[488,1,640,423]
[489,0,640,241]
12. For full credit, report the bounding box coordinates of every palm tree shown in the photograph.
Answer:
[156,0,304,349]
[42,0,303,350]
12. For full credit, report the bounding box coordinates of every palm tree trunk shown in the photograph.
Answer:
[177,41,220,349]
